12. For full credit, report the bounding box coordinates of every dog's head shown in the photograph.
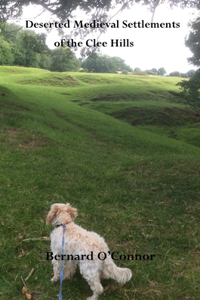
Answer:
[46,203,78,226]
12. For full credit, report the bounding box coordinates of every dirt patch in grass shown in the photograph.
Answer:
[6,129,47,148]
[7,129,18,143]
[191,251,200,261]
[8,129,18,135]
[109,107,195,126]
[18,140,39,148]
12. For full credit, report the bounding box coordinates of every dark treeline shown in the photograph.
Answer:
[0,23,81,71]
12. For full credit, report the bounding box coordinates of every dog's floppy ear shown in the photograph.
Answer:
[46,204,59,225]
[66,203,78,221]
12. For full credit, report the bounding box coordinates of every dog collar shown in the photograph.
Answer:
[56,222,70,228]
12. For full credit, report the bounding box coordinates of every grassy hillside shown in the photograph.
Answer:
[0,66,200,300]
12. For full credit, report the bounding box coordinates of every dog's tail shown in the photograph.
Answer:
[103,256,132,284]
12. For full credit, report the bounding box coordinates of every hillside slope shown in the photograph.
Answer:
[0,67,200,300]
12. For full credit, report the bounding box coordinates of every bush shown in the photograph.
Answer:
[79,68,88,72]
[177,69,200,108]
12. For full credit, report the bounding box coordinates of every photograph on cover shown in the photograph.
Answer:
[0,1,199,299]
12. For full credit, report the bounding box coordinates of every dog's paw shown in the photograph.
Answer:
[87,296,98,300]
[51,276,59,282]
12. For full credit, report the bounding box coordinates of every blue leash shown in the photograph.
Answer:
[59,225,66,300]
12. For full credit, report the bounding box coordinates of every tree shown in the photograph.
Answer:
[0,22,51,69]
[0,22,22,44]
[1,0,200,28]
[157,67,166,75]
[151,68,158,74]
[177,69,200,108]
[180,72,187,78]
[134,67,142,72]
[16,30,49,67]
[146,68,157,75]
[110,57,133,72]
[146,70,156,75]
[82,54,133,73]
[185,17,200,66]
[82,54,116,73]
[50,47,81,72]
[38,53,51,70]
[169,71,181,77]
[178,17,200,108]
[186,69,196,78]
[0,37,14,65]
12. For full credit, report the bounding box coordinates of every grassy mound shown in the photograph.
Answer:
[0,67,200,300]
[18,74,82,87]
[110,106,195,126]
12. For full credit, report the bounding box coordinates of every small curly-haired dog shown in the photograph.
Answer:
[46,203,132,300]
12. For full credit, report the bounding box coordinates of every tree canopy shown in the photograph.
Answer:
[157,67,166,75]
[186,17,200,67]
[0,22,81,70]
[50,47,81,72]
[16,30,49,67]
[178,69,200,108]
[82,54,133,73]
[0,37,14,65]
[1,0,200,25]
[178,16,200,108]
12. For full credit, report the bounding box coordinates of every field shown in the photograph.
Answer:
[0,66,200,300]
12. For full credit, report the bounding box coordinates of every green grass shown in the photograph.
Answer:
[0,66,200,300]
